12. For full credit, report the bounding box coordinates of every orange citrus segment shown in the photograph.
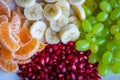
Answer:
[19,27,31,44]
[1,46,14,62]
[10,11,20,34]
[14,58,32,65]
[38,42,47,52]
[0,22,20,52]
[0,58,18,72]
[0,0,10,17]
[0,15,8,23]
[15,38,39,60]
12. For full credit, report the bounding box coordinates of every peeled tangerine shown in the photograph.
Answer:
[0,22,20,52]
[15,38,40,60]
[0,58,18,72]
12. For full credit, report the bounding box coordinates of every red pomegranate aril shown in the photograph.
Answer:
[84,75,90,80]
[20,65,27,70]
[58,73,64,78]
[27,73,32,78]
[94,76,101,80]
[78,69,85,74]
[36,65,41,70]
[58,63,64,69]
[67,54,73,60]
[31,74,36,79]
[53,44,58,50]
[71,73,76,80]
[67,41,74,46]
[79,55,85,61]
[48,59,53,65]
[55,50,61,55]
[23,77,29,80]
[85,50,91,56]
[85,69,92,74]
[66,74,71,79]
[17,72,23,77]
[34,57,39,63]
[61,66,67,73]
[43,67,48,73]
[70,64,76,71]
[39,58,45,65]
[44,56,50,63]
[87,63,93,69]
[61,54,66,60]
[51,54,57,60]
[28,67,32,72]
[66,48,71,54]
[79,62,86,69]
[51,71,57,76]
[84,56,88,61]
[64,59,69,63]
[40,72,45,78]
[77,75,83,80]
[73,57,78,63]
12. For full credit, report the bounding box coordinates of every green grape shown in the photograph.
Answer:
[96,12,108,22]
[90,43,99,53]
[117,18,120,26]
[102,51,113,64]
[100,27,109,38]
[106,41,117,52]
[85,33,96,43]
[114,33,120,48]
[98,45,106,59]
[99,1,112,13]
[83,5,92,16]
[115,49,120,61]
[98,61,110,76]
[111,62,120,74]
[88,54,99,64]
[104,17,114,27]
[109,0,120,8]
[96,38,106,45]
[110,8,120,21]
[110,25,119,35]
[75,39,90,51]
[92,23,104,35]
[87,16,97,24]
[82,19,92,32]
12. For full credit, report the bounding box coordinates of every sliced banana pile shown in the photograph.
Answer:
[15,0,86,44]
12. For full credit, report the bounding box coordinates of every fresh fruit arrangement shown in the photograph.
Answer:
[0,0,120,80]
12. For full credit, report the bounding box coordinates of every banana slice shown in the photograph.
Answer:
[24,3,43,20]
[43,4,62,21]
[44,0,58,3]
[30,21,47,41]
[69,16,81,28]
[60,24,80,44]
[45,27,60,44]
[15,0,36,8]
[50,14,69,32]
[69,0,85,6]
[71,5,86,20]
[55,0,70,17]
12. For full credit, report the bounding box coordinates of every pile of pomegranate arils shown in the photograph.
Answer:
[17,41,101,80]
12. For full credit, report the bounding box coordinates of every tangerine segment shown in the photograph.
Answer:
[1,46,14,62]
[0,22,20,52]
[0,0,10,17]
[0,15,8,23]
[15,38,39,60]
[10,11,21,34]
[19,27,31,44]
[38,42,47,52]
[14,58,32,65]
[0,58,18,72]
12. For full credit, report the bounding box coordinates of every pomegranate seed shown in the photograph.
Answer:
[40,72,45,78]
[58,74,64,78]
[73,57,78,63]
[78,69,85,74]
[61,66,66,73]
[70,64,76,71]
[53,44,58,50]
[66,74,71,79]
[66,48,71,54]
[79,62,86,69]
[44,56,50,63]
[68,41,74,46]
[67,54,73,60]
[55,50,61,55]
[31,74,36,79]
[39,58,45,65]
[71,73,76,79]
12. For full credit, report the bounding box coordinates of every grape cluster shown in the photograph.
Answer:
[75,0,120,76]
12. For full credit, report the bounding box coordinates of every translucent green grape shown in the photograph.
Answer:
[99,1,112,13]
[110,8,120,20]
[96,12,108,22]
[75,39,90,51]
[83,5,92,17]
[98,45,106,59]
[92,23,104,34]
[100,27,109,38]
[102,51,113,64]
[104,17,114,27]
[114,33,120,48]
[110,25,119,35]
[111,62,120,74]
[96,38,106,45]
[106,41,117,52]
[87,16,97,24]
[117,18,120,26]
[109,0,120,8]
[82,19,92,32]
[115,49,120,61]
[98,61,110,76]
[90,43,99,53]
[85,33,96,43]
[88,54,99,64]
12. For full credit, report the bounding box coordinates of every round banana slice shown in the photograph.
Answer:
[15,0,36,8]
[43,4,62,21]
[24,3,43,20]
[50,14,69,32]
[30,21,47,41]
[69,0,85,6]
[44,0,58,3]
[45,27,60,44]
[60,24,80,44]
[55,0,70,17]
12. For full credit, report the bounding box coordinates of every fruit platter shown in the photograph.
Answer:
[0,0,120,80]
